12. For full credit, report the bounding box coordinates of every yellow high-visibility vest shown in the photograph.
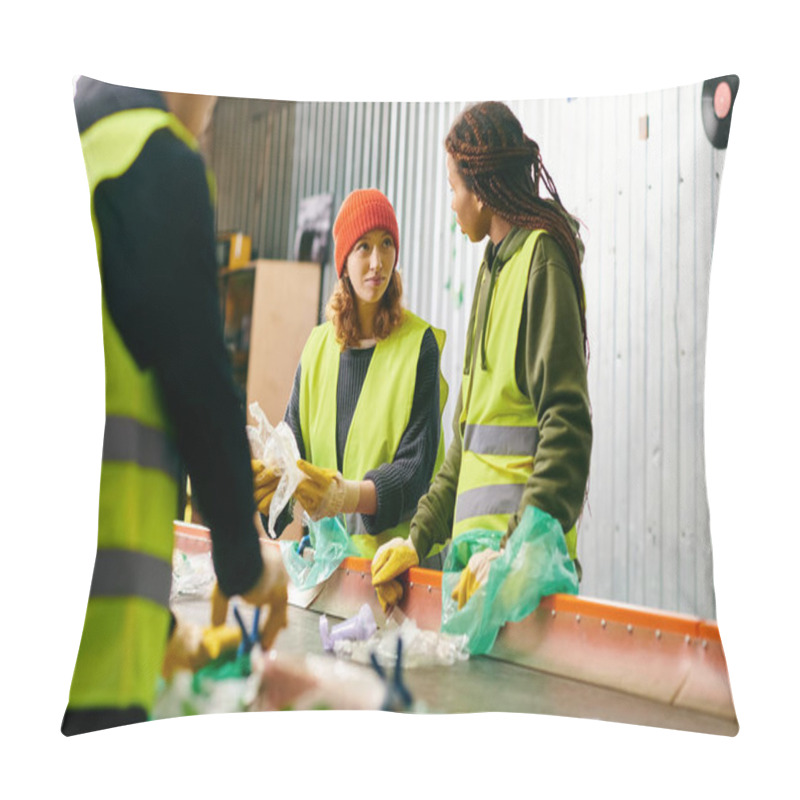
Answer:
[66,108,204,714]
[453,230,578,559]
[299,311,448,558]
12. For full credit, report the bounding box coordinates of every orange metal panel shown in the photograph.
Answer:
[306,555,735,722]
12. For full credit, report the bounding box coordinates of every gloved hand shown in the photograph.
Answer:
[251,459,281,516]
[374,579,404,614]
[210,543,289,651]
[294,459,360,521]
[451,547,502,610]
[162,616,242,679]
[371,537,420,613]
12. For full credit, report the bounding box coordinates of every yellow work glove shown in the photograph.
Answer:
[210,543,289,651]
[294,459,360,521]
[451,547,502,610]
[251,459,281,516]
[161,616,242,680]
[371,537,420,613]
[374,579,404,614]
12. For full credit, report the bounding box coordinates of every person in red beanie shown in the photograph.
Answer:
[251,189,448,582]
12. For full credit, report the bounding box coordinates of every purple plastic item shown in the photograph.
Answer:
[320,603,377,652]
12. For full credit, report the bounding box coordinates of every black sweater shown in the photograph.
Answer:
[271,327,442,536]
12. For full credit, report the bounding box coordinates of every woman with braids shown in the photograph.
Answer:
[371,101,592,612]
[251,189,448,565]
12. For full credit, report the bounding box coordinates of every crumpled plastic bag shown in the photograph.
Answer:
[246,401,302,537]
[170,550,215,601]
[332,610,470,669]
[280,514,358,590]
[441,505,579,655]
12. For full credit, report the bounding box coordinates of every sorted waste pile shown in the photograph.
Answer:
[153,645,393,717]
[320,604,470,669]
[153,602,430,718]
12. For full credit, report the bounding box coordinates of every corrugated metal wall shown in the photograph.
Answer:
[514,87,726,619]
[212,97,296,260]
[209,82,727,619]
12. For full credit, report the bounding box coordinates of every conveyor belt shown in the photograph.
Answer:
[173,597,736,735]
[173,526,738,736]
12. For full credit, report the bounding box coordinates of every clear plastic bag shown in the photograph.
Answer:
[332,610,470,669]
[170,550,216,600]
[246,401,303,537]
[441,505,580,654]
[280,514,358,590]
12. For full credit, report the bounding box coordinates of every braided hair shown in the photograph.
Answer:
[445,101,588,358]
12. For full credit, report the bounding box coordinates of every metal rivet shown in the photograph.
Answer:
[684,635,691,645]
[409,581,414,588]
[551,610,556,617]
[702,640,708,649]
[427,585,432,593]
[575,614,581,623]
[627,624,633,634]
[600,619,606,629]
[655,629,662,640]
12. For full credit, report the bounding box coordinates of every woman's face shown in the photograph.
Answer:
[447,153,491,242]
[344,228,397,307]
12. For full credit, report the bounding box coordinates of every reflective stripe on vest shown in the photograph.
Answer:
[463,423,539,457]
[299,311,448,558]
[453,230,577,559]
[455,484,525,525]
[66,106,203,714]
[89,549,173,609]
[103,415,181,482]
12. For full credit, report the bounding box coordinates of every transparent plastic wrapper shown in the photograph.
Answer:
[333,609,470,669]
[246,401,302,536]
[280,514,358,590]
[170,550,215,600]
[441,505,579,655]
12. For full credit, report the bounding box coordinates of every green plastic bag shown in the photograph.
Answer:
[192,651,252,693]
[441,506,579,654]
[153,650,255,719]
[280,515,359,590]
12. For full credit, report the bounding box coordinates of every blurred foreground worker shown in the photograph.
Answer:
[372,101,591,611]
[252,189,447,578]
[62,77,288,736]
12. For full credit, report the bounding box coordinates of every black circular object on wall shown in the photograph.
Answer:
[702,75,739,149]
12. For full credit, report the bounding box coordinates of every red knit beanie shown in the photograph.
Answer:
[333,189,400,278]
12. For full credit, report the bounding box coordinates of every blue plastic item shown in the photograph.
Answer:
[370,638,414,712]
[233,605,261,657]
[279,515,359,590]
[441,506,580,655]
[297,534,312,557]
